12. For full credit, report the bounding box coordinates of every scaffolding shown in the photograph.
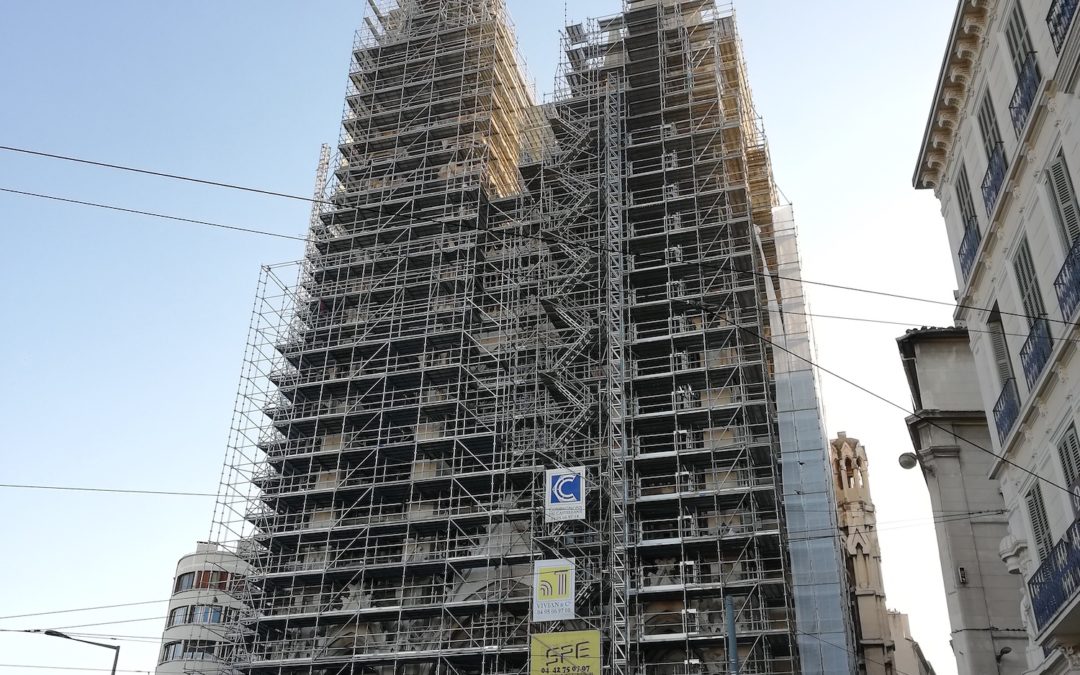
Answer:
[206,2,852,674]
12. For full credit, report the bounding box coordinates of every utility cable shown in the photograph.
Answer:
[679,298,1074,497]
[0,600,169,621]
[0,145,327,207]
[0,142,1061,328]
[0,483,215,497]
[49,617,166,631]
[0,667,151,674]
[0,188,307,242]
[3,149,1070,557]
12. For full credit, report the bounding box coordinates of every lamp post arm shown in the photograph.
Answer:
[29,630,120,675]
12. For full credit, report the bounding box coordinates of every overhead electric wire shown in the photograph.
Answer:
[0,188,308,242]
[48,616,167,631]
[0,665,152,669]
[0,483,215,497]
[679,297,1075,498]
[0,142,1062,328]
[0,144,328,207]
[0,159,1069,497]
[0,600,170,622]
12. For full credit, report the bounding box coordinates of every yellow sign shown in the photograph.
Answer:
[530,630,601,675]
[533,559,576,621]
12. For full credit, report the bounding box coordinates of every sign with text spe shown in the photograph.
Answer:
[530,630,601,675]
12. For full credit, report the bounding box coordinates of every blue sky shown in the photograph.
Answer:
[0,2,959,674]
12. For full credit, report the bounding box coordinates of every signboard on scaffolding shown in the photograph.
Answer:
[530,630,601,675]
[533,559,576,621]
[545,467,586,523]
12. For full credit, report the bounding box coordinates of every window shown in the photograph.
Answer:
[978,91,1005,162]
[1026,483,1053,561]
[1004,2,1035,77]
[191,605,225,624]
[173,572,195,594]
[183,640,218,660]
[1013,236,1047,326]
[167,606,188,627]
[193,570,231,590]
[167,605,226,627]
[1047,152,1080,245]
[987,305,1014,387]
[162,640,219,663]
[162,641,184,662]
[1059,424,1080,487]
[956,164,979,229]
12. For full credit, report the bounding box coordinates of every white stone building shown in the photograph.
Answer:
[155,542,250,675]
[914,0,1080,671]
[897,327,1027,675]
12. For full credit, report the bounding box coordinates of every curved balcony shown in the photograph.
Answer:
[1009,52,1041,136]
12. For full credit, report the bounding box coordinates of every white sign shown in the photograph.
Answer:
[545,467,586,522]
[533,558,576,621]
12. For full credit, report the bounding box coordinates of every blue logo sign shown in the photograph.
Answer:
[550,473,582,504]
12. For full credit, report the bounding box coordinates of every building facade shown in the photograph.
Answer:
[205,1,855,674]
[828,432,897,675]
[896,328,1027,675]
[914,1,1080,670]
[888,612,937,675]
[155,542,251,674]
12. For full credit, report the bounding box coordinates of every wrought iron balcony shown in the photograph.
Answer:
[958,216,982,280]
[1048,0,1080,54]
[1009,52,1041,136]
[1020,318,1053,391]
[1055,236,1080,320]
[1029,517,1080,631]
[993,378,1021,444]
[982,143,1008,215]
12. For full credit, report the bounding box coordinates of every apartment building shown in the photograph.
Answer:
[914,1,1080,671]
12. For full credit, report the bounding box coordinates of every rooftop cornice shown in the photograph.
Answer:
[913,0,993,191]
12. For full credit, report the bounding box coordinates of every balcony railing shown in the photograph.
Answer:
[982,143,1008,215]
[1029,517,1080,630]
[1020,318,1053,390]
[1048,0,1080,54]
[993,378,1021,444]
[1009,52,1042,136]
[1055,236,1080,320]
[959,217,982,280]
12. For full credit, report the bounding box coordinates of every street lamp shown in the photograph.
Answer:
[26,629,120,675]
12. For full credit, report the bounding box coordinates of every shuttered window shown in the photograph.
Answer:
[956,164,979,228]
[1026,483,1053,561]
[988,307,1014,387]
[1004,3,1035,76]
[1048,152,1080,245]
[1060,424,1080,487]
[978,91,1004,161]
[1013,237,1046,327]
